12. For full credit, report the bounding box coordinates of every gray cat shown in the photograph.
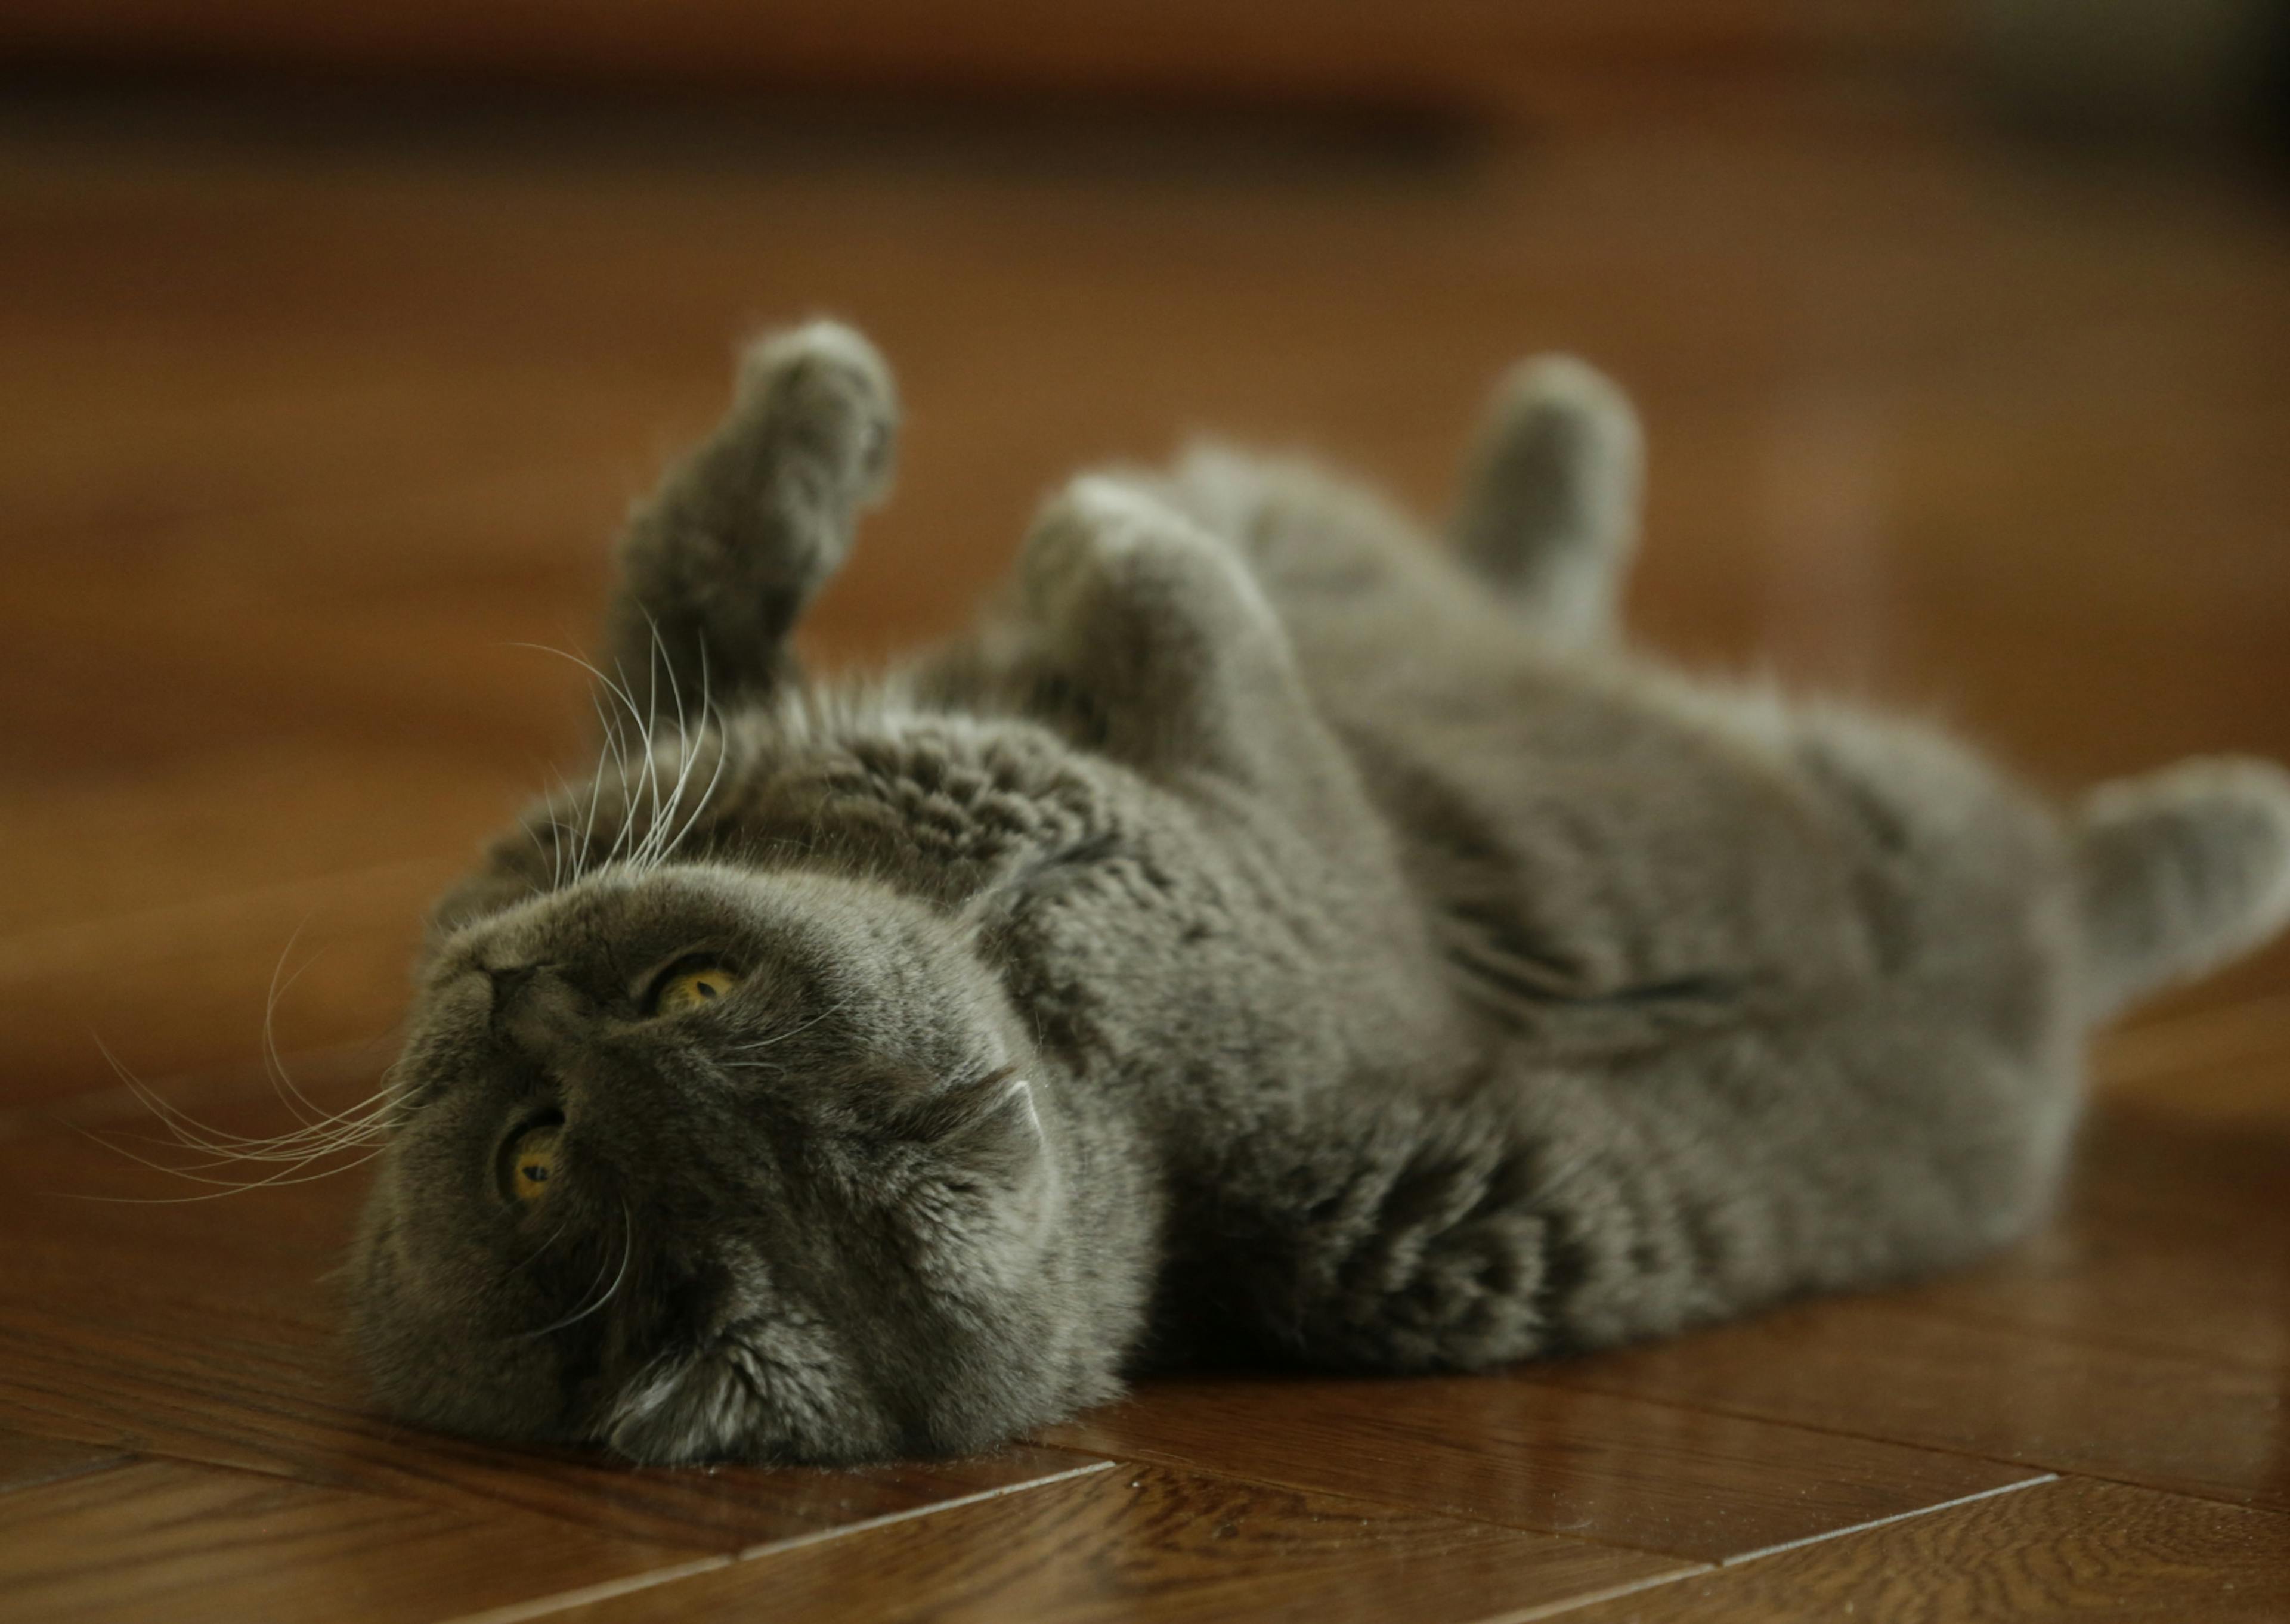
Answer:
[348,321,2290,1465]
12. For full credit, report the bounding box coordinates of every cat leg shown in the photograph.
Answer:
[1214,1004,2072,1374]
[1012,475,1356,799]
[605,320,897,715]
[1448,356,1643,643]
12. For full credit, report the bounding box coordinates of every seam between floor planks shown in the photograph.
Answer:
[1535,1316,2286,1511]
[436,1458,1122,1624]
[1026,1423,2054,1569]
[1527,1373,2283,1523]
[1531,1363,2284,1519]
[453,1471,2078,1624]
[0,1299,2072,1570]
[1487,1475,2063,1623]
[1708,1474,2061,1567]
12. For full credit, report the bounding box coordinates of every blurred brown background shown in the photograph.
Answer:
[4,4,2289,1620]
[7,0,2286,1091]
[0,2,1960,113]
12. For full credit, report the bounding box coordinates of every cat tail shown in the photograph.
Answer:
[2072,756,2290,1020]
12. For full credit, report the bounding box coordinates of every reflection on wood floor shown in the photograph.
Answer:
[2,76,2287,1622]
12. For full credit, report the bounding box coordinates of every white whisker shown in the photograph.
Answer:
[92,1038,394,1161]
[85,933,400,1201]
[725,999,850,1052]
[506,1216,574,1279]
[64,1117,385,1201]
[658,640,724,866]
[612,652,663,873]
[522,1200,635,1339]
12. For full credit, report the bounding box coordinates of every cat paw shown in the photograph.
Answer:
[1019,475,1276,642]
[1453,352,1642,639]
[1320,1208,1556,1371]
[729,319,899,504]
[1474,355,1641,526]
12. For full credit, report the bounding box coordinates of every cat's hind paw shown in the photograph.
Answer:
[1018,475,1277,646]
[1450,354,1642,641]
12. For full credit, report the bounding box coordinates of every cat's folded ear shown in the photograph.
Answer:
[876,1067,1056,1284]
[893,1067,1044,1185]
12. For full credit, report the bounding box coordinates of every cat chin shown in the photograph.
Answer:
[600,1332,893,1466]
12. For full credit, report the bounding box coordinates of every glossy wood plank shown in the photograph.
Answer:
[1040,1374,2040,1564]
[1891,1106,2290,1372]
[0,1427,127,1494]
[2099,993,2290,1090]
[0,863,445,1108]
[0,1302,1108,1555]
[5,66,2290,1624]
[4,108,2285,1109]
[1544,1287,2289,1514]
[2097,995,2290,1124]
[0,1078,1116,1554]
[1561,1476,2290,1623]
[0,1456,701,1624]
[4,1052,441,1322]
[497,1462,1692,1624]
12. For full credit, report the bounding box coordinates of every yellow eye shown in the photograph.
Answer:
[655,963,741,1015]
[507,1122,561,1205]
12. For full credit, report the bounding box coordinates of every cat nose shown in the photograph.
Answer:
[487,964,587,1061]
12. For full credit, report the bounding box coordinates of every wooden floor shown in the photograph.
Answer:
[4,76,2289,1622]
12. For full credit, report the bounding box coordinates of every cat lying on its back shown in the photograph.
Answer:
[349,322,2290,1464]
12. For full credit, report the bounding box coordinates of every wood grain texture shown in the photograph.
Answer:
[0,1070,1116,1556]
[1546,1287,2289,1514]
[1893,1107,2290,1372]
[2098,996,2290,1126]
[0,1304,1107,1555]
[510,1462,1694,1624]
[2098,994,2290,1095]
[1534,1099,2290,1513]
[0,1427,127,1494]
[1561,1476,2290,1623]
[1041,1374,2041,1563]
[0,1456,700,1624]
[4,64,2290,1624]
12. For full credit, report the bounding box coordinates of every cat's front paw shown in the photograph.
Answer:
[1316,1205,1557,1371]
[730,319,899,504]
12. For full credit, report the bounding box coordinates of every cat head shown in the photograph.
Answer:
[348,859,1094,1464]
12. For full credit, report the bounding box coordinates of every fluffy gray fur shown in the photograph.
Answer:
[349,321,2290,1465]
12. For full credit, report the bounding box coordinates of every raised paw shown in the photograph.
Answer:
[1019,475,1276,647]
[1009,475,1316,783]
[606,320,901,707]
[1451,353,1643,641]
[730,320,899,507]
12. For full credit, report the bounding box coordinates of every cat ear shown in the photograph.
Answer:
[899,1068,1044,1185]
[860,1065,1055,1290]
